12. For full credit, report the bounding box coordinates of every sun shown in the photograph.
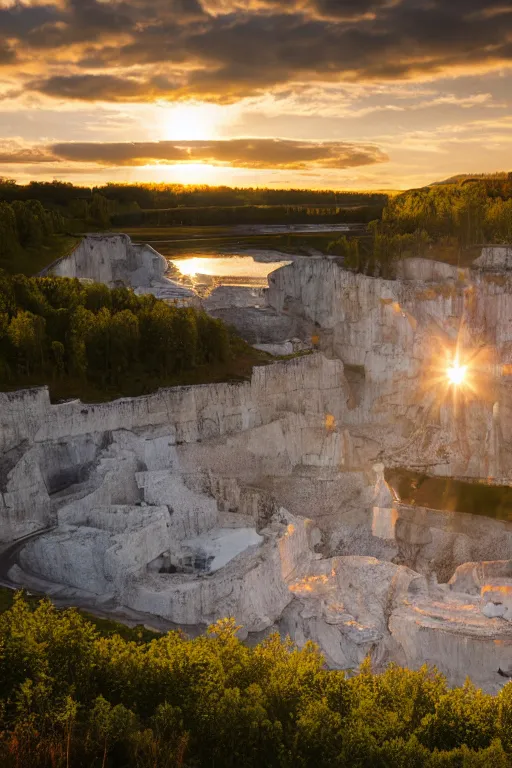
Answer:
[447,362,467,386]
[160,103,226,141]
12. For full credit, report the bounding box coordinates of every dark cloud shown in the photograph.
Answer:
[0,2,60,37]
[2,0,512,103]
[0,42,16,66]
[0,138,388,169]
[0,146,57,164]
[27,74,179,102]
[307,0,392,19]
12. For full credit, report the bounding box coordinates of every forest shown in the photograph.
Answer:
[0,271,260,401]
[3,176,511,280]
[110,202,382,228]
[383,177,512,246]
[0,593,510,768]
[0,197,78,275]
[0,180,386,275]
[328,175,512,277]
[0,179,388,210]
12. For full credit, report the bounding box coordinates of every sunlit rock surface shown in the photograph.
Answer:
[266,255,512,480]
[4,248,512,691]
[41,234,196,303]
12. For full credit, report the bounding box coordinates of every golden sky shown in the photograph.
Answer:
[1,0,512,189]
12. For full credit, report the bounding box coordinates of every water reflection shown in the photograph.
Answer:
[170,255,292,287]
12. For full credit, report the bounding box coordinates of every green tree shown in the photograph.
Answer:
[51,340,65,379]
[12,199,44,247]
[109,309,140,385]
[89,696,137,768]
[0,202,19,265]
[68,304,94,379]
[89,193,112,228]
[8,310,46,375]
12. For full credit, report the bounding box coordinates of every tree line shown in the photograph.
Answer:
[0,593,510,768]
[327,224,430,279]
[0,199,66,269]
[0,179,388,210]
[328,177,512,278]
[112,203,382,228]
[0,272,232,398]
[0,194,121,275]
[383,179,512,247]
[0,179,386,234]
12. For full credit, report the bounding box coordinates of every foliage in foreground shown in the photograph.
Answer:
[0,272,262,401]
[0,594,511,767]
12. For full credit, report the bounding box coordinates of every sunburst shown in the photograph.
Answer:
[447,359,467,387]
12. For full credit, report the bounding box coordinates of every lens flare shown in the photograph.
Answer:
[447,362,467,386]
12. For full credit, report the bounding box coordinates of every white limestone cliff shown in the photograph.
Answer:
[266,256,512,480]
[3,247,512,692]
[42,234,197,303]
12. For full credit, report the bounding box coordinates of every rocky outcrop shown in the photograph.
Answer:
[4,250,512,691]
[281,556,425,669]
[473,246,512,271]
[266,257,512,480]
[389,589,512,689]
[2,357,332,631]
[42,234,197,303]
[0,354,348,540]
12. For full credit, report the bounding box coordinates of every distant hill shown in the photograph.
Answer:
[431,172,512,186]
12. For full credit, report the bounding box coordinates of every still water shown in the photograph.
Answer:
[170,253,292,289]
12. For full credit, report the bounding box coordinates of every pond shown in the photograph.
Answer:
[385,468,512,522]
[170,251,293,290]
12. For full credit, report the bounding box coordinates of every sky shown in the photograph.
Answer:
[1,0,512,190]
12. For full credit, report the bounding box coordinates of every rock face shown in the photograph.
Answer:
[4,248,512,692]
[267,256,512,480]
[0,354,347,540]
[1,355,339,633]
[41,234,197,303]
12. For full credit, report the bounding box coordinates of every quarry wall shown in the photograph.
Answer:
[267,256,512,480]
[0,355,348,541]
[41,234,196,302]
[2,248,512,689]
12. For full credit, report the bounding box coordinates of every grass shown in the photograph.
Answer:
[118,225,236,240]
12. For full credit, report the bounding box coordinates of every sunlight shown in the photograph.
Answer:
[160,103,226,141]
[172,255,293,280]
[420,336,492,407]
[174,257,211,277]
[170,163,218,185]
[447,362,467,386]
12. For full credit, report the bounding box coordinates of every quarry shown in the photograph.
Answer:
[2,234,512,693]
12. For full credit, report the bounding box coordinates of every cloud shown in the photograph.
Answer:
[27,74,179,102]
[0,141,56,163]
[0,41,16,65]
[1,0,512,105]
[0,138,389,169]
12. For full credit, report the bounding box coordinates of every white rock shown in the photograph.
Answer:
[42,234,197,304]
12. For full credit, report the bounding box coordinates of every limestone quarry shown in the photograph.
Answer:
[2,234,512,693]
